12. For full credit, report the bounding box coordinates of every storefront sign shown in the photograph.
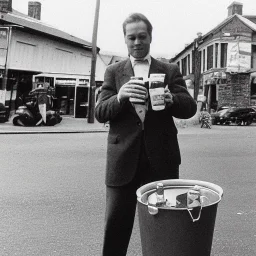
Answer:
[0,89,6,104]
[55,79,76,85]
[226,42,251,73]
[197,95,206,102]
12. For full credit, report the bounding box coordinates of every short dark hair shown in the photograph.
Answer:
[122,13,153,36]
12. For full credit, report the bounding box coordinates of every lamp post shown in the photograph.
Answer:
[87,0,100,123]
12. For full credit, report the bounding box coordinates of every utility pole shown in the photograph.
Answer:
[87,0,100,123]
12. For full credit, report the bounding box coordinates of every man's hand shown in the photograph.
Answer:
[117,79,148,103]
[164,86,174,107]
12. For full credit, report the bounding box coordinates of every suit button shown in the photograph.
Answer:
[137,121,141,126]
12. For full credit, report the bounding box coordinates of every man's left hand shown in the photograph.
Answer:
[164,87,174,107]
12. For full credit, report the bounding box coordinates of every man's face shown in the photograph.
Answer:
[124,21,152,59]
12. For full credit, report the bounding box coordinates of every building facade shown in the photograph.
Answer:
[0,0,103,118]
[170,2,256,111]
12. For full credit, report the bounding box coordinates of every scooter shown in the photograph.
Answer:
[199,110,212,129]
[12,90,62,127]
[201,115,212,129]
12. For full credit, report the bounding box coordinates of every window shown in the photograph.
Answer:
[188,54,190,74]
[251,76,256,99]
[215,43,219,68]
[252,45,256,69]
[207,45,213,70]
[203,49,206,71]
[182,57,187,76]
[221,43,228,68]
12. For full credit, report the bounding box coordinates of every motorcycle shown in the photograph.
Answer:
[12,87,62,127]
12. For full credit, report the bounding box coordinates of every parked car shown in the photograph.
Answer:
[211,106,229,125]
[212,107,256,125]
[0,103,8,123]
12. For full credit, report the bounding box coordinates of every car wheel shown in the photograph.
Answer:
[245,120,252,126]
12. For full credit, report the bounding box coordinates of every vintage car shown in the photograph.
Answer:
[212,107,256,125]
[211,106,229,125]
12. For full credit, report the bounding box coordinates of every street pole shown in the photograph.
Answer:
[87,0,100,123]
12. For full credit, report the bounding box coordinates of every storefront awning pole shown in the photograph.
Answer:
[88,0,100,123]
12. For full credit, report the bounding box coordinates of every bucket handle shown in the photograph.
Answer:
[187,196,209,222]
[148,203,158,215]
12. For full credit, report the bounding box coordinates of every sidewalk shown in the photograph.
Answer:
[0,116,109,134]
[2,115,249,135]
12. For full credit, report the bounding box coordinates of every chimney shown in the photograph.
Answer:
[0,0,12,12]
[227,1,243,17]
[28,1,41,20]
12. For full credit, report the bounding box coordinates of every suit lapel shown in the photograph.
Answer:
[119,59,134,89]
[118,59,138,116]
[149,57,164,75]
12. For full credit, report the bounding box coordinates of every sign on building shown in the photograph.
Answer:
[226,42,251,73]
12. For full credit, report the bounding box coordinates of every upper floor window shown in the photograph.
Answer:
[203,49,206,71]
[215,43,219,68]
[188,54,191,74]
[207,45,213,70]
[252,45,256,70]
[221,43,228,68]
[182,57,187,76]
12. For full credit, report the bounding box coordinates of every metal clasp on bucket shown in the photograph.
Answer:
[147,183,166,215]
[187,186,209,222]
[147,184,210,222]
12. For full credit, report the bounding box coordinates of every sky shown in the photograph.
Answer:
[11,0,256,58]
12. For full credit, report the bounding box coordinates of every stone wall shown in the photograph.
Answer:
[218,73,250,107]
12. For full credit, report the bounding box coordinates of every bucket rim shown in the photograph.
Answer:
[136,179,223,207]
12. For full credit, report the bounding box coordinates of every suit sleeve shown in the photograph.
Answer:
[167,64,197,119]
[95,65,128,123]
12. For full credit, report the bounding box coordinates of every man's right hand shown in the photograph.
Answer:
[117,79,148,103]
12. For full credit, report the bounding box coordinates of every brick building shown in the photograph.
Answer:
[170,2,256,111]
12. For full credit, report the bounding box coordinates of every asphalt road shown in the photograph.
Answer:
[0,125,255,256]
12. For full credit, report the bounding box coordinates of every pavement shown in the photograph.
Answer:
[0,116,109,134]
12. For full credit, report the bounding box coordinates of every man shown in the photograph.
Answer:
[95,13,197,256]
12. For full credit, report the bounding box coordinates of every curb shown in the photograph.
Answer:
[0,129,109,135]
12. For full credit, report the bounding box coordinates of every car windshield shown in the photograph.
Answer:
[219,109,230,116]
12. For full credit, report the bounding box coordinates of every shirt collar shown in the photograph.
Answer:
[130,54,151,68]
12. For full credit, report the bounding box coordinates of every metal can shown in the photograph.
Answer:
[130,76,143,81]
[155,183,166,207]
[129,76,146,105]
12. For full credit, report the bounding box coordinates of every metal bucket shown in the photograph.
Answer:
[136,179,223,256]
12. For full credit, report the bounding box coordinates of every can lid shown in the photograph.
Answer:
[130,76,143,80]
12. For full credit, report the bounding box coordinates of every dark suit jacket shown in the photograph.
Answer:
[95,57,197,186]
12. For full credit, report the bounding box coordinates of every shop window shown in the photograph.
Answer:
[251,76,256,99]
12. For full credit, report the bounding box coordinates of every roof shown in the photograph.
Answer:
[202,14,256,41]
[171,13,256,62]
[98,53,126,66]
[227,1,243,8]
[237,14,256,31]
[0,9,95,50]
